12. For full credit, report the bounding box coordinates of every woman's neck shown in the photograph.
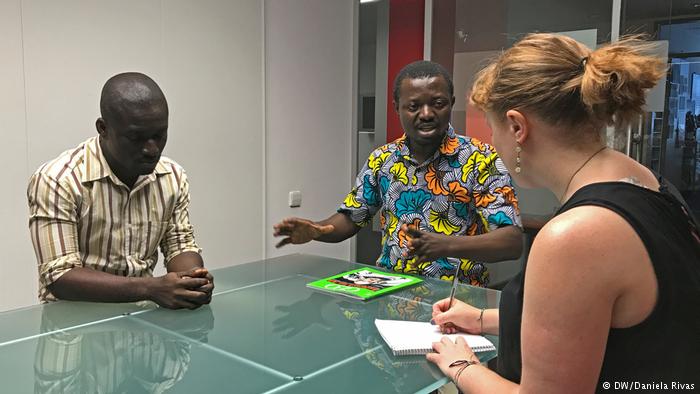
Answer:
[526,130,607,203]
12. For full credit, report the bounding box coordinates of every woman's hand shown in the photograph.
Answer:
[426,336,480,381]
[432,298,483,334]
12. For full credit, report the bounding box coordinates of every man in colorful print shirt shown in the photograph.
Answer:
[273,61,522,286]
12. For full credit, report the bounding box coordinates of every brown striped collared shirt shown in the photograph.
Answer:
[28,136,201,302]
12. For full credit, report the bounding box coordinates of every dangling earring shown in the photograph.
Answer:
[515,144,522,174]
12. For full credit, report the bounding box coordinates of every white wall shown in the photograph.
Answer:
[158,0,264,270]
[0,0,265,311]
[0,0,35,311]
[264,0,355,260]
[0,0,358,311]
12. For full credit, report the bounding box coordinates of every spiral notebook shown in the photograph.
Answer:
[375,319,496,356]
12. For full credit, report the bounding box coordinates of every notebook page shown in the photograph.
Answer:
[375,319,496,356]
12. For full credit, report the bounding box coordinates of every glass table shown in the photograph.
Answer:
[0,254,500,393]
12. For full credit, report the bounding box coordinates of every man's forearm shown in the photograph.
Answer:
[167,251,204,273]
[48,267,153,303]
[446,226,523,262]
[315,213,361,243]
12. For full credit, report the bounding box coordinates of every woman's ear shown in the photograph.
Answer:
[505,109,529,144]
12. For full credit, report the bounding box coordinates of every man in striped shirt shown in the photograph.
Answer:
[27,72,213,309]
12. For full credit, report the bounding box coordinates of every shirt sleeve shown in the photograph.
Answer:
[470,146,522,231]
[160,169,202,265]
[28,172,83,290]
[337,150,384,227]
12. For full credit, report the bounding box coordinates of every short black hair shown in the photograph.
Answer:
[100,72,167,122]
[392,60,454,103]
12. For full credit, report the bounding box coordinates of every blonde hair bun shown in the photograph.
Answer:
[470,33,666,130]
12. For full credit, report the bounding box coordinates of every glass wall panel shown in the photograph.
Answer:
[355,0,389,264]
[621,0,700,218]
[432,0,613,219]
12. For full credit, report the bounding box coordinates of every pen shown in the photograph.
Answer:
[447,270,460,310]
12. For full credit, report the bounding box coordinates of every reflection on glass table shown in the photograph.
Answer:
[34,305,214,394]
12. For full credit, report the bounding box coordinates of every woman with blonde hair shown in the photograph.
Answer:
[426,33,700,393]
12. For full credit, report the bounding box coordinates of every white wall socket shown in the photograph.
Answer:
[288,190,302,207]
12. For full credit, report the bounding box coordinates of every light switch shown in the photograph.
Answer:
[288,190,302,207]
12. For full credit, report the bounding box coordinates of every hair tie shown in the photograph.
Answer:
[579,56,589,72]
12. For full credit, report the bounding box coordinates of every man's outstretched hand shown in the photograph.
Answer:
[273,217,334,248]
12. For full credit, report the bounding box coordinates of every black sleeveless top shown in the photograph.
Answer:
[497,181,700,391]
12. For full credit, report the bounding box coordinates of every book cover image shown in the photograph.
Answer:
[306,267,423,300]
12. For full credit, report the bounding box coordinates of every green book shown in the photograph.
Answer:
[306,267,423,300]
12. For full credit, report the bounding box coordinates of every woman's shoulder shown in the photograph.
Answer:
[536,205,630,255]
[539,203,646,251]
[529,205,649,291]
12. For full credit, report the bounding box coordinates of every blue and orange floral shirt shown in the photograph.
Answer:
[338,125,521,286]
